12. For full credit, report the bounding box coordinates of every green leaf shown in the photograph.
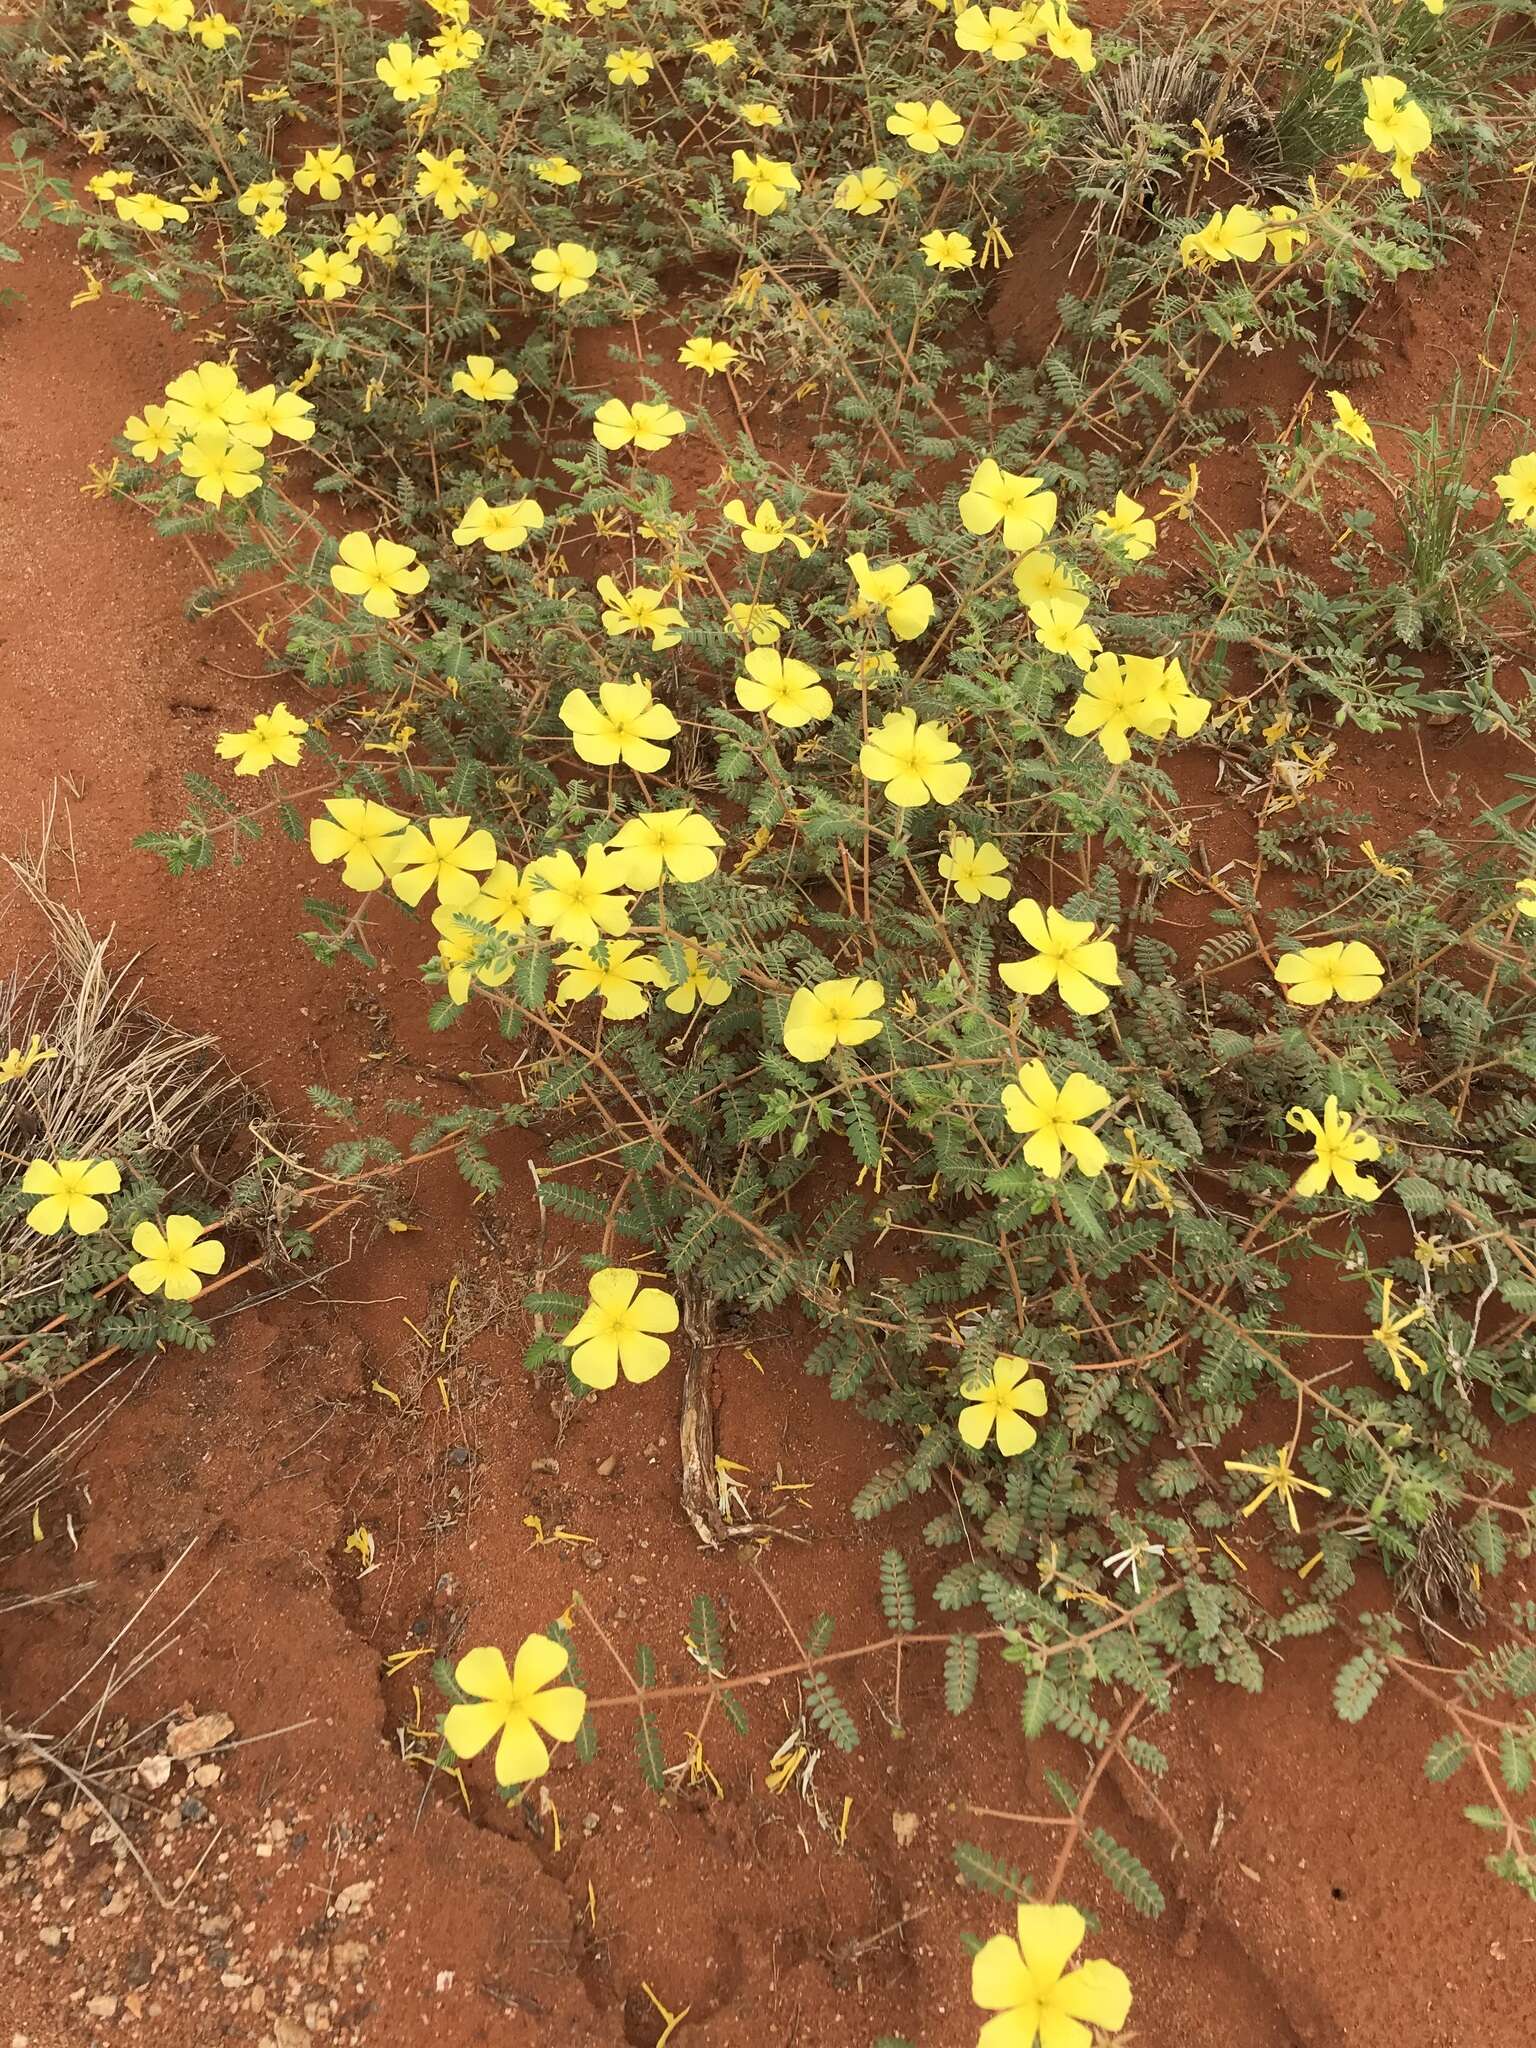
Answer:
[1333,1650,1387,1724]
[945,1634,980,1715]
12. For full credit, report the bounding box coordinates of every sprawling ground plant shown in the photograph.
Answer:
[7,0,1536,1971]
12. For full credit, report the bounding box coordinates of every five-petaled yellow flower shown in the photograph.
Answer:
[886,99,964,155]
[959,461,1058,554]
[596,576,686,650]
[293,147,354,200]
[731,149,800,215]
[972,1902,1131,2048]
[215,702,308,776]
[128,1214,227,1301]
[1093,491,1157,561]
[846,552,935,639]
[1275,941,1383,1006]
[452,495,546,551]
[559,678,679,772]
[607,808,723,888]
[309,796,409,891]
[163,360,247,438]
[330,531,430,618]
[833,166,898,216]
[782,978,885,1063]
[526,845,633,946]
[664,941,731,1014]
[1002,900,1120,1015]
[958,1356,1047,1456]
[555,940,665,1020]
[531,242,598,300]
[391,816,498,909]
[605,45,655,86]
[593,397,686,452]
[734,648,831,727]
[1000,1063,1111,1179]
[678,336,738,375]
[1327,390,1375,450]
[375,39,442,102]
[939,835,1010,904]
[1493,453,1536,530]
[444,1638,586,1786]
[860,707,971,807]
[1287,1096,1381,1200]
[724,498,812,557]
[179,432,263,507]
[21,1158,122,1236]
[921,230,975,272]
[562,1267,679,1387]
[297,246,362,301]
[452,355,519,402]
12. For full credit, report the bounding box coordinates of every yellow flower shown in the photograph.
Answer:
[128,0,192,26]
[1033,607,1102,671]
[1038,0,1095,74]
[607,808,724,887]
[734,647,831,727]
[555,938,666,1019]
[526,845,633,946]
[1063,652,1209,762]
[663,941,731,1014]
[115,191,190,230]
[885,99,964,155]
[476,862,536,932]
[1180,203,1268,266]
[231,385,315,446]
[1275,940,1383,1006]
[739,101,783,129]
[782,978,885,1063]
[1327,390,1375,450]
[443,1638,586,1786]
[973,1904,1131,2048]
[87,169,136,200]
[215,701,309,776]
[859,707,971,807]
[125,403,180,460]
[297,246,363,300]
[1267,204,1309,262]
[237,176,286,217]
[1092,490,1156,562]
[1287,1095,1381,1200]
[532,154,582,186]
[921,229,975,271]
[428,22,483,69]
[1001,899,1120,1015]
[127,1214,226,1301]
[163,360,247,436]
[179,430,263,507]
[415,147,479,218]
[724,497,812,557]
[846,552,935,639]
[678,335,738,375]
[309,797,409,891]
[727,601,790,646]
[954,5,1033,62]
[832,165,899,216]
[330,531,430,618]
[693,37,737,65]
[595,576,686,650]
[1517,876,1536,919]
[293,147,354,200]
[344,210,403,257]
[958,1356,1047,1455]
[531,241,598,300]
[605,46,654,85]
[958,460,1057,554]
[1362,74,1432,177]
[562,1267,679,1387]
[433,902,515,1005]
[559,678,679,771]
[730,149,800,215]
[452,355,519,402]
[20,1158,121,1236]
[939,834,1009,904]
[999,1062,1111,1178]
[188,12,239,49]
[391,816,497,909]
[462,225,514,260]
[255,206,287,239]
[1493,453,1536,529]
[1012,548,1088,626]
[0,1037,60,1087]
[1224,1446,1331,1533]
[1370,1276,1430,1389]
[452,495,546,551]
[593,398,686,452]
[376,40,442,102]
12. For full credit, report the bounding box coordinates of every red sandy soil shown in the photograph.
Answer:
[3,161,1536,2048]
